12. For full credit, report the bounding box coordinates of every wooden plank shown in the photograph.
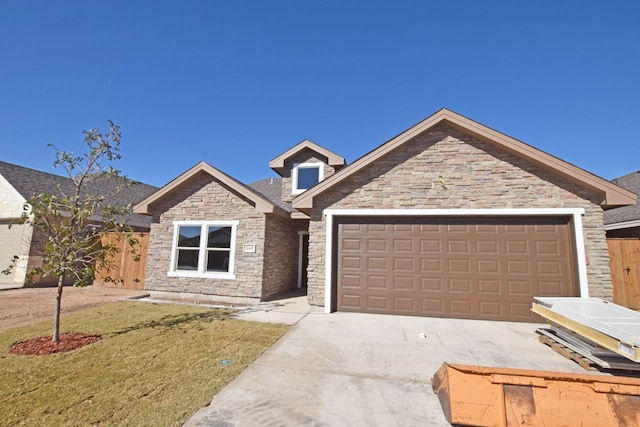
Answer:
[532,303,640,362]
[537,329,606,369]
[94,232,148,289]
[608,238,640,310]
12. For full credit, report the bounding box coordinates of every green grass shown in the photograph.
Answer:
[0,302,290,426]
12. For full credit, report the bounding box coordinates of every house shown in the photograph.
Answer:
[604,170,640,238]
[134,108,636,322]
[0,161,157,287]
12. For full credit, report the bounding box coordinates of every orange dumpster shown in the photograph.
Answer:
[432,363,640,427]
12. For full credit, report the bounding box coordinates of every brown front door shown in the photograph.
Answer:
[336,216,578,322]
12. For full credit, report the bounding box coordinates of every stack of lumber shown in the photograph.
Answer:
[532,297,640,371]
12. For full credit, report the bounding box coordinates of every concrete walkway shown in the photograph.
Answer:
[184,295,595,426]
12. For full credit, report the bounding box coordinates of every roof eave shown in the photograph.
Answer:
[269,139,346,171]
[293,108,637,211]
[133,161,281,216]
[605,219,640,231]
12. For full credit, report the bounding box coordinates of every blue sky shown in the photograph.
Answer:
[1,1,638,188]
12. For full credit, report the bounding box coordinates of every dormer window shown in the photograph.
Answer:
[292,163,324,194]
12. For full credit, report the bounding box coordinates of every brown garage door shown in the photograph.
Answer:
[336,216,578,322]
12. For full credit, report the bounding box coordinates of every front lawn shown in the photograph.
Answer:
[0,302,290,426]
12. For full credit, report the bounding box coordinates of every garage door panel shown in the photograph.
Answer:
[393,239,413,252]
[342,238,361,251]
[368,276,388,289]
[506,260,530,274]
[367,295,388,310]
[421,258,442,273]
[367,239,387,251]
[539,280,565,295]
[340,274,361,287]
[509,302,535,320]
[420,240,441,252]
[507,280,533,295]
[535,240,561,255]
[505,240,529,254]
[337,216,577,322]
[422,299,444,313]
[537,260,561,275]
[477,259,500,274]
[422,278,443,291]
[394,297,416,312]
[394,276,414,290]
[450,278,473,293]
[393,257,414,271]
[450,300,473,316]
[477,240,499,254]
[341,256,361,269]
[449,258,471,273]
[367,257,388,270]
[479,301,502,317]
[478,279,501,294]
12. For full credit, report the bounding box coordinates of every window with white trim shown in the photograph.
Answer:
[169,221,238,279]
[292,162,324,194]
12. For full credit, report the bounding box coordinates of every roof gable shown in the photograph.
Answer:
[134,161,289,217]
[269,139,345,176]
[293,108,637,212]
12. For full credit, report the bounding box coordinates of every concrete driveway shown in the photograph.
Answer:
[184,297,595,426]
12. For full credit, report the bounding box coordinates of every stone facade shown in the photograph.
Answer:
[305,124,613,306]
[145,171,300,300]
[263,215,308,298]
[280,148,340,203]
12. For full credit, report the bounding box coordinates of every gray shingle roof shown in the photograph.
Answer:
[247,177,293,212]
[605,170,640,225]
[0,161,158,227]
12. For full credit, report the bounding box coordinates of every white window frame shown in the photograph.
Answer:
[292,162,324,194]
[169,220,239,279]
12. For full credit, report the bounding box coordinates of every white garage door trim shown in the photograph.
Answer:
[323,208,587,314]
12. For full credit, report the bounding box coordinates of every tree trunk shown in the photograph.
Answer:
[53,275,64,342]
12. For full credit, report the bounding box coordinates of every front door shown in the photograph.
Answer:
[298,232,309,288]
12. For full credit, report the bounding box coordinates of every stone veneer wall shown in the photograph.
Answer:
[145,172,267,298]
[306,124,613,306]
[280,149,338,203]
[262,216,309,298]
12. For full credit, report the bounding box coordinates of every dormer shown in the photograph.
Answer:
[269,139,346,203]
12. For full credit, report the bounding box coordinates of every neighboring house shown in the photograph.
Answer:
[135,108,636,322]
[604,170,640,237]
[0,161,157,287]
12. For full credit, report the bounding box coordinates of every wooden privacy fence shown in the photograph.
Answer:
[94,232,149,290]
[608,238,640,310]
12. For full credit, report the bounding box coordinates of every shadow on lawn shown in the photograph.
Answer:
[109,309,234,337]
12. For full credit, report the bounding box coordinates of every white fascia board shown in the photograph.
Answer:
[324,208,585,217]
[604,219,640,231]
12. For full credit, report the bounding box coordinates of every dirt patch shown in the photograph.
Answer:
[0,285,147,333]
[10,332,102,355]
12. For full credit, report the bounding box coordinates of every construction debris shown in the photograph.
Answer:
[531,297,640,362]
[432,363,640,427]
[537,327,640,372]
